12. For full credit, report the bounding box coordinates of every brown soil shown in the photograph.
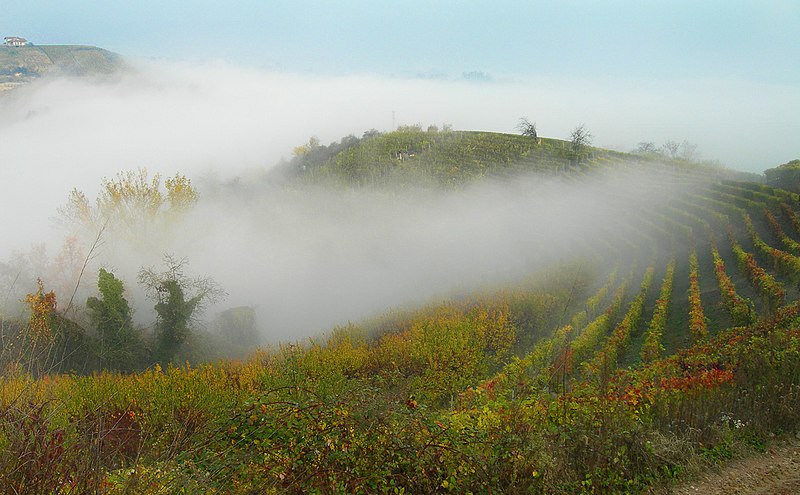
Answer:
[671,440,800,495]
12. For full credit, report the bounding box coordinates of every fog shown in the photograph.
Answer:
[0,59,794,338]
[175,171,680,339]
[1,162,687,341]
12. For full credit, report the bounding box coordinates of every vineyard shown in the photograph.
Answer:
[2,130,800,494]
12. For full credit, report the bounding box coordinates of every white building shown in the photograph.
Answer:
[4,37,29,47]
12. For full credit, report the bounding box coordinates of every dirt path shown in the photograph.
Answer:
[672,440,800,495]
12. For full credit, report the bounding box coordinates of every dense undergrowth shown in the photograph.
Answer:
[2,295,799,494]
[1,130,799,493]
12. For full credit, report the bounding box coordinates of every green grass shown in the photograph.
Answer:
[289,127,731,188]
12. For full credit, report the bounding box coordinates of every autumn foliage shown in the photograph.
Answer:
[688,251,707,343]
[24,279,57,343]
[7,156,800,493]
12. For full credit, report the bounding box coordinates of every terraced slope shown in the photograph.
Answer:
[2,133,799,493]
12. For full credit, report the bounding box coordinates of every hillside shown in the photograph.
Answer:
[0,44,122,90]
[2,130,800,493]
[278,127,755,187]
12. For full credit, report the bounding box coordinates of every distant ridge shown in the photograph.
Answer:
[0,44,122,91]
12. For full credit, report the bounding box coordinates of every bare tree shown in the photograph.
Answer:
[570,124,592,152]
[138,255,226,364]
[661,140,680,158]
[634,142,658,155]
[516,117,538,139]
[679,140,700,162]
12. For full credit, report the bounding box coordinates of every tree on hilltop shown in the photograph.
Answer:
[516,117,538,139]
[661,140,680,158]
[569,124,593,166]
[678,140,700,162]
[634,142,658,155]
[569,124,592,152]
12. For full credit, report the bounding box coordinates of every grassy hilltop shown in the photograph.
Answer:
[275,126,759,189]
[0,44,121,90]
[284,127,697,184]
[2,128,800,494]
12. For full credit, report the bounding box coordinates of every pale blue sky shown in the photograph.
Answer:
[3,1,799,83]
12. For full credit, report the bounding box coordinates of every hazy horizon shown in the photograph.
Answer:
[4,2,798,83]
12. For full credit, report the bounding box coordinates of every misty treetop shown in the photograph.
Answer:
[87,268,143,372]
[6,256,230,375]
[139,255,226,365]
[632,139,704,163]
[60,167,197,244]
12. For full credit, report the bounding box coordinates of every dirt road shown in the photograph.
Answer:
[672,440,800,495]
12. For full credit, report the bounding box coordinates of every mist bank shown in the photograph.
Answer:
[1,162,693,341]
[0,59,796,257]
[29,165,689,342]
[192,172,684,338]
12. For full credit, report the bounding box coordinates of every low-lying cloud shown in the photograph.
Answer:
[174,171,681,339]
[3,162,690,341]
[0,59,795,337]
